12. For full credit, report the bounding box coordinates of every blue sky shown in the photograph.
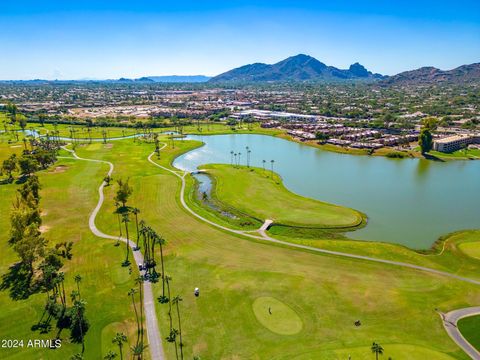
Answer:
[0,1,479,80]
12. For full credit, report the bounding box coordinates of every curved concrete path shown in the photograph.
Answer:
[440,307,480,359]
[147,151,480,286]
[59,147,165,360]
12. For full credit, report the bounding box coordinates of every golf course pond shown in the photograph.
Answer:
[173,134,480,249]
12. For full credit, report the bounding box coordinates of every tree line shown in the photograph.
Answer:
[1,174,89,357]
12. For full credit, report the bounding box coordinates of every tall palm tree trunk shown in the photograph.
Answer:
[131,292,140,346]
[176,301,184,360]
[159,242,165,297]
[124,221,130,262]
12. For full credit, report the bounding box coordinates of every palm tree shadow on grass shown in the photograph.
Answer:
[0,262,37,300]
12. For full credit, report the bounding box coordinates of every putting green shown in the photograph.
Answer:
[252,297,303,335]
[458,242,480,260]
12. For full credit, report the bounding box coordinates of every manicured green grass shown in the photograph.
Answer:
[0,141,142,359]
[252,297,303,335]
[70,138,480,360]
[2,135,480,360]
[200,164,364,228]
[458,315,480,351]
[429,149,480,159]
[182,122,284,136]
[459,242,480,260]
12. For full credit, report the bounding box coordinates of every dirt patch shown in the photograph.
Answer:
[50,165,68,173]
[40,210,48,217]
[10,145,22,148]
[39,225,50,233]
[104,144,113,148]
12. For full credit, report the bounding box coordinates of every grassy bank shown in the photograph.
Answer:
[199,164,364,229]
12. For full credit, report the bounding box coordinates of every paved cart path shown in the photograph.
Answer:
[60,147,165,360]
[440,307,480,360]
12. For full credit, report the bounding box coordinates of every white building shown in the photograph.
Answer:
[433,134,480,153]
[232,109,317,122]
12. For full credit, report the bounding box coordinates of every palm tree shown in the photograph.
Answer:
[270,159,275,178]
[230,150,234,165]
[122,213,131,266]
[103,350,117,360]
[165,275,173,329]
[56,272,67,311]
[149,228,158,271]
[131,342,148,360]
[371,342,384,360]
[135,276,145,345]
[156,235,167,298]
[238,152,241,166]
[71,299,87,354]
[262,159,266,171]
[172,295,184,360]
[131,208,141,249]
[139,221,150,266]
[165,327,179,359]
[114,202,123,242]
[247,148,251,167]
[128,288,140,346]
[74,274,82,299]
[233,153,237,167]
[112,333,127,360]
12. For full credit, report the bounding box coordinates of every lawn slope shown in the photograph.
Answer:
[200,164,364,228]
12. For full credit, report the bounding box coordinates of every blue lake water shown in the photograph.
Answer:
[173,134,480,249]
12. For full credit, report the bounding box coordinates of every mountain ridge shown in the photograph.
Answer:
[209,54,384,83]
[380,63,480,85]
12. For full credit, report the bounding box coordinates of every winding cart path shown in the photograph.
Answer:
[60,147,165,360]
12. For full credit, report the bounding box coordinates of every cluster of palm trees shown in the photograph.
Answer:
[162,276,185,360]
[110,180,188,359]
[139,221,165,283]
[229,146,253,168]
[60,275,89,360]
[228,148,276,178]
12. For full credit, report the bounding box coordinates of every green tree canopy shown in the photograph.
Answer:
[418,128,433,154]
[114,178,133,208]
